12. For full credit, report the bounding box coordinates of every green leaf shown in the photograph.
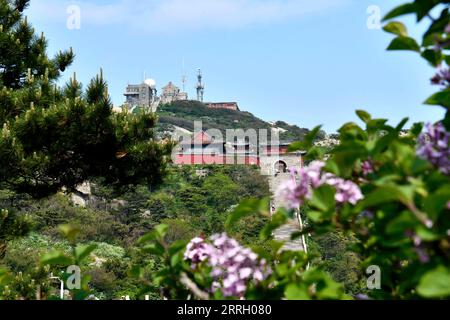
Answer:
[302,269,344,299]
[423,9,450,41]
[383,21,408,37]
[395,117,409,132]
[142,242,165,256]
[414,0,443,22]
[409,122,424,137]
[285,284,310,300]
[139,224,169,244]
[445,55,450,66]
[424,90,450,109]
[356,110,372,123]
[0,268,10,284]
[417,266,450,298]
[338,122,366,139]
[316,277,345,300]
[260,210,288,241]
[423,187,450,221]
[288,125,322,152]
[385,211,417,235]
[309,185,336,213]
[358,185,414,209]
[421,49,444,67]
[331,142,367,178]
[387,36,420,52]
[170,252,181,268]
[383,3,416,21]
[138,231,157,244]
[226,198,269,229]
[41,251,73,266]
[154,224,169,238]
[75,244,97,262]
[58,224,80,243]
[169,240,188,255]
[366,118,388,133]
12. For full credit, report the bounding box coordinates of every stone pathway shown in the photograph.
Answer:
[269,172,304,252]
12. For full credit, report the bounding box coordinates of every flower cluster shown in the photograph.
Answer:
[184,237,211,266]
[324,173,364,205]
[276,179,306,209]
[184,233,271,297]
[417,122,450,175]
[277,161,364,209]
[361,160,374,177]
[404,230,430,264]
[431,68,450,88]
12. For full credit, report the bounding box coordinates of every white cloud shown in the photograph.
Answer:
[29,0,351,33]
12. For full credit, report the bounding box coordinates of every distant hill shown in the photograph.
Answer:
[156,100,313,142]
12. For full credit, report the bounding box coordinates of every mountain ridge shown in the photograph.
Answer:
[155,100,320,142]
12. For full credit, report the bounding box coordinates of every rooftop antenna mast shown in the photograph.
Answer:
[181,58,187,92]
[196,68,204,102]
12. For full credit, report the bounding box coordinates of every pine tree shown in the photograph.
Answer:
[0,0,172,197]
[0,0,173,251]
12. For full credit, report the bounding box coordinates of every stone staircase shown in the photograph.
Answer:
[269,172,304,252]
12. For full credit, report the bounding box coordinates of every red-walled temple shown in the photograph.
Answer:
[173,131,303,168]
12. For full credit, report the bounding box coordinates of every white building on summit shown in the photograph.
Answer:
[124,78,188,111]
[123,69,237,112]
[160,81,188,104]
[124,79,159,111]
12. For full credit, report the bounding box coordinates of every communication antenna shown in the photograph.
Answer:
[196,68,204,102]
[182,58,187,92]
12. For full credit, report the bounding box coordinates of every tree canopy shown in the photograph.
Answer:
[0,0,172,198]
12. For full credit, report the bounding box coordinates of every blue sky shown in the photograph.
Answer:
[26,0,445,133]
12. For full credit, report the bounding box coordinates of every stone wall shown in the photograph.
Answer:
[259,154,303,176]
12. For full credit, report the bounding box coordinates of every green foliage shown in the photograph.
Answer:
[1,0,450,301]
[306,111,449,299]
[383,0,450,127]
[0,2,170,299]
[0,163,270,299]
[0,0,74,89]
[140,201,348,300]
[0,0,172,198]
[288,126,328,161]
[311,232,365,295]
[0,208,31,259]
[38,225,96,300]
[139,1,450,300]
[417,266,450,298]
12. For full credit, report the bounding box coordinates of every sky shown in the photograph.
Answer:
[26,0,446,133]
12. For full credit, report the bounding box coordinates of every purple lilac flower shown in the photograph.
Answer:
[416,247,430,264]
[324,173,364,205]
[431,68,450,88]
[276,173,311,209]
[305,161,326,187]
[287,166,301,180]
[354,294,370,300]
[417,122,450,175]
[184,237,212,267]
[359,210,374,220]
[361,160,374,176]
[277,161,364,208]
[447,201,450,210]
[184,233,271,298]
[404,231,430,264]
[277,161,325,209]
